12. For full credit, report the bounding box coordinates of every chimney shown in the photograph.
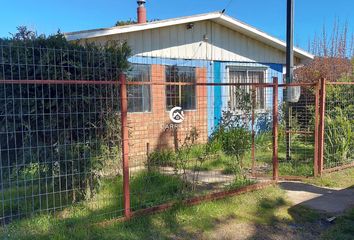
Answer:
[137,0,147,24]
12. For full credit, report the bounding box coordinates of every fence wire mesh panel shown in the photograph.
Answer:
[0,44,124,225]
[278,84,317,177]
[4,43,352,226]
[324,82,354,170]
[125,59,281,213]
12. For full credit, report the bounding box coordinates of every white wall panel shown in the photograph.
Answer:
[86,20,301,64]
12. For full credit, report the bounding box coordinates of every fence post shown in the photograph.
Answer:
[251,86,256,177]
[272,77,279,181]
[119,73,131,219]
[313,80,320,176]
[318,78,326,176]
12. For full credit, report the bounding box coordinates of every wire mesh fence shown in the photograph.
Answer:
[123,60,283,215]
[324,82,354,170]
[0,44,124,224]
[277,84,317,177]
[127,81,275,213]
[0,44,352,226]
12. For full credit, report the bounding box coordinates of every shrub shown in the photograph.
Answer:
[218,128,252,157]
[0,26,131,209]
[324,82,354,167]
[147,150,176,169]
[209,86,253,178]
[212,127,252,179]
[325,107,353,167]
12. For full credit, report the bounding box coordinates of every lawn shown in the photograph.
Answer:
[1,128,352,239]
[303,167,354,188]
[0,171,187,224]
[0,168,255,226]
[2,184,352,240]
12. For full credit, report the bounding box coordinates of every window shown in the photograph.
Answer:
[165,66,196,110]
[228,67,266,110]
[126,64,151,112]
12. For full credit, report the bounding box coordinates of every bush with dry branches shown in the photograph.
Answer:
[295,19,353,83]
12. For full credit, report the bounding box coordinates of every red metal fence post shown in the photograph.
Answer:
[120,73,131,219]
[313,80,320,177]
[251,86,256,177]
[318,78,326,176]
[272,77,279,181]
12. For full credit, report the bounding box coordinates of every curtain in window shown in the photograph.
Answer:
[249,71,265,109]
[229,68,265,110]
[229,70,247,110]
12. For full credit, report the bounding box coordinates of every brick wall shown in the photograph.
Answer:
[127,64,208,166]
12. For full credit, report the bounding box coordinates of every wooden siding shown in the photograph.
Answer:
[85,20,301,65]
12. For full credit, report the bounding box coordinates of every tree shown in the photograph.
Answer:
[295,20,353,83]
[115,18,160,26]
[10,26,37,40]
[115,19,137,26]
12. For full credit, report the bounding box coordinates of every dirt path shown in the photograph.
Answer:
[279,181,354,214]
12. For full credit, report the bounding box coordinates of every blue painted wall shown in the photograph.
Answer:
[213,61,222,133]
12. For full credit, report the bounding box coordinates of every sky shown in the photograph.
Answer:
[1,0,353,51]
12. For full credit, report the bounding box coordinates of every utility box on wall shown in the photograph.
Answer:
[285,86,301,103]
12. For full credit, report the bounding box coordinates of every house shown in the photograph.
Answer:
[65,1,314,164]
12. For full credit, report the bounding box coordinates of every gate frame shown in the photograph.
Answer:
[317,78,326,176]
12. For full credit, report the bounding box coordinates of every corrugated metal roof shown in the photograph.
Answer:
[64,12,314,61]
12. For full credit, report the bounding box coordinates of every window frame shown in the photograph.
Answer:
[165,65,197,111]
[227,66,267,112]
[126,63,152,113]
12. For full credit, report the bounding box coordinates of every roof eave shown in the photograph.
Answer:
[215,15,314,60]
[64,12,314,61]
[64,12,221,41]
